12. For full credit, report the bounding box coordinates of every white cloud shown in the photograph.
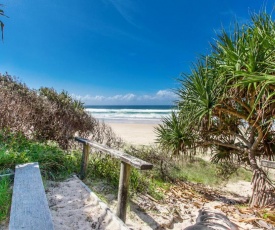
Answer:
[95,95,105,101]
[156,90,177,98]
[72,89,178,105]
[107,93,136,101]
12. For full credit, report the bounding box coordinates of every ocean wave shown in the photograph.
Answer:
[85,107,174,121]
[85,108,173,113]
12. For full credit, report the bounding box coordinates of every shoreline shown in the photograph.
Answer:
[99,118,162,125]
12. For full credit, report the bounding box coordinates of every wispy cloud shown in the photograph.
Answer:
[156,90,177,98]
[103,0,140,27]
[72,89,178,105]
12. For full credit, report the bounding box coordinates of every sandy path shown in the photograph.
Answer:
[46,176,128,230]
[1,175,266,230]
[44,176,263,230]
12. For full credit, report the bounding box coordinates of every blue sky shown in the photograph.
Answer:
[0,0,274,105]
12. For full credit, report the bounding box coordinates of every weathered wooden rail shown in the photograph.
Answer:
[75,137,153,222]
[261,160,275,169]
[9,162,54,230]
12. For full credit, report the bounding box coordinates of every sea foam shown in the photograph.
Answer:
[85,105,174,123]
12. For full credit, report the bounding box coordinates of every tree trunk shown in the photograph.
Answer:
[249,150,275,207]
[250,168,275,207]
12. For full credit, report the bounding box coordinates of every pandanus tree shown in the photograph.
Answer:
[155,111,195,156]
[158,11,275,207]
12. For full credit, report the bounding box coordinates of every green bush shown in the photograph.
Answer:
[0,132,81,180]
[87,154,120,186]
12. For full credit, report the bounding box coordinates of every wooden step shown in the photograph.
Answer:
[9,162,54,230]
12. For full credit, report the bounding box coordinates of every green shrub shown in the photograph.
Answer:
[87,154,120,186]
[0,132,81,180]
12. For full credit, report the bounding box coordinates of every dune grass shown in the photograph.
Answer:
[170,157,221,185]
[169,157,252,186]
[0,177,12,222]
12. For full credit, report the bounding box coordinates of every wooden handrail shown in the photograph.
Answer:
[75,136,153,223]
[75,137,153,170]
[261,160,275,169]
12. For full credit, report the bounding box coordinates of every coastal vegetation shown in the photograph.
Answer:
[0,131,252,223]
[0,73,122,223]
[0,73,270,227]
[156,11,275,207]
[0,74,122,149]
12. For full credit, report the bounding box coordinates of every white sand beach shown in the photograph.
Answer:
[106,122,159,146]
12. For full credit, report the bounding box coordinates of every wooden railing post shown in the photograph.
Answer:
[116,162,131,222]
[80,143,90,179]
[75,136,153,223]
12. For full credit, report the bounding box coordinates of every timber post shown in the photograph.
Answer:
[116,162,131,222]
[80,143,90,179]
[75,136,153,222]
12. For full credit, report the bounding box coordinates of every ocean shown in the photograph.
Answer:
[85,105,174,124]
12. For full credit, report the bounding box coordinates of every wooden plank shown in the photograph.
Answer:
[75,137,153,170]
[116,162,131,222]
[9,162,54,230]
[261,160,275,169]
[80,143,90,179]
